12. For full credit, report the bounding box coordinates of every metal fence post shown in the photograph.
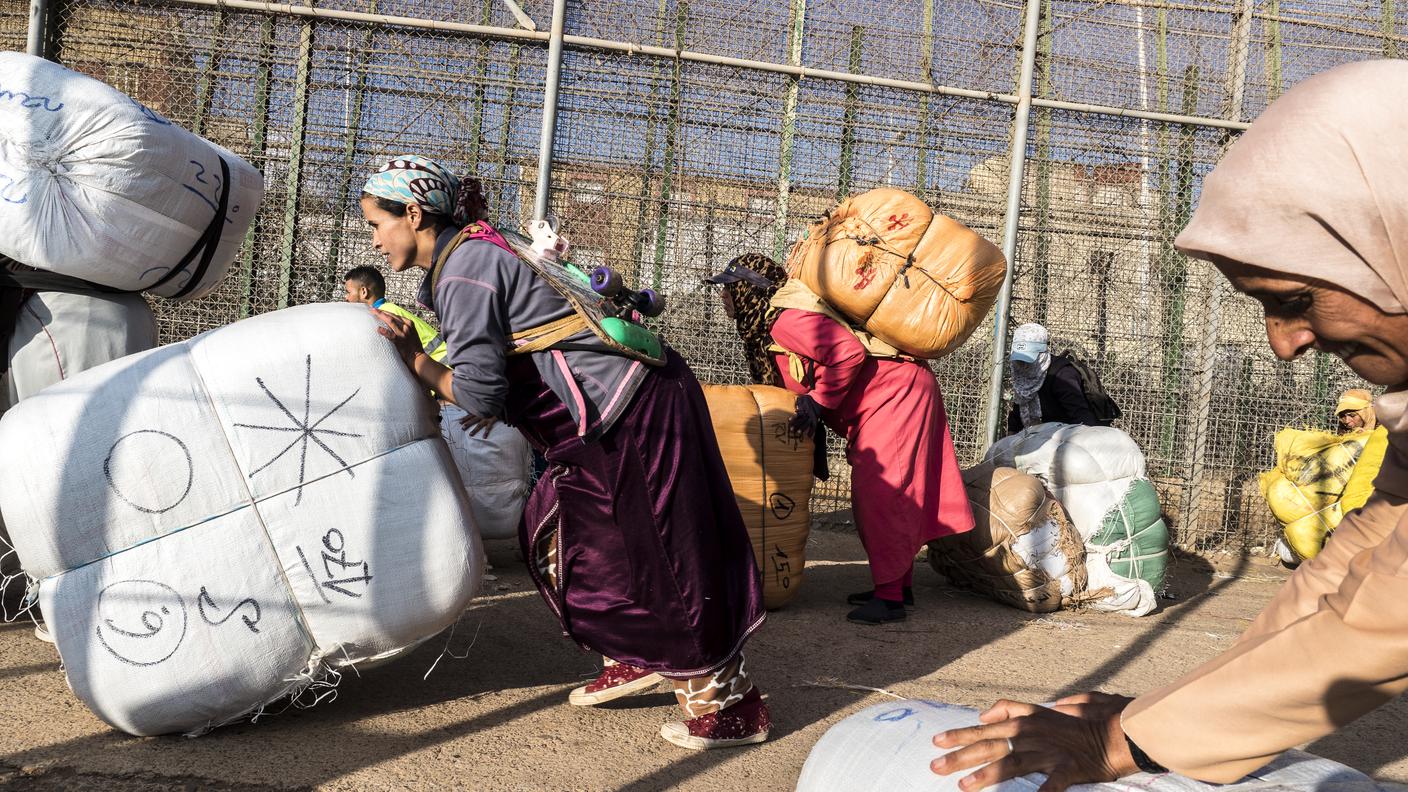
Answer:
[237,16,277,319]
[650,0,687,289]
[1182,0,1252,538]
[1385,0,1399,59]
[772,0,806,262]
[981,0,1045,449]
[276,19,314,309]
[26,0,52,57]
[531,0,567,223]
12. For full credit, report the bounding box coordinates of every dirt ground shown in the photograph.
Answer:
[2,527,1405,792]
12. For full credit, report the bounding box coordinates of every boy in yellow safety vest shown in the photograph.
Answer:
[343,265,447,362]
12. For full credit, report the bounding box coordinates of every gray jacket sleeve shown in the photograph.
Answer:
[436,267,510,420]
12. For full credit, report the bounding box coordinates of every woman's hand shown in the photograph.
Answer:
[459,412,498,438]
[790,394,822,437]
[930,698,1139,792]
[371,309,423,368]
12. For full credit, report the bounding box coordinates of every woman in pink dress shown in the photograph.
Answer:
[708,254,974,624]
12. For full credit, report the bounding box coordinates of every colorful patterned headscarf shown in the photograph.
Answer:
[718,253,788,387]
[363,155,464,224]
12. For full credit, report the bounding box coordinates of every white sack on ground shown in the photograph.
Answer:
[0,52,262,299]
[0,303,483,735]
[796,701,1398,792]
[440,403,532,540]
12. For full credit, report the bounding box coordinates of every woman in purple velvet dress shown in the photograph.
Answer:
[361,155,769,749]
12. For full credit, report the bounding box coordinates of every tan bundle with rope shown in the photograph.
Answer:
[928,465,1091,614]
[786,187,1007,359]
[701,383,815,609]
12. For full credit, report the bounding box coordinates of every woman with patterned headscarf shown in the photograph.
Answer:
[704,253,789,387]
[363,156,770,749]
[933,60,1408,790]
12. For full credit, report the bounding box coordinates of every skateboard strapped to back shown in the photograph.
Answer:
[431,219,667,366]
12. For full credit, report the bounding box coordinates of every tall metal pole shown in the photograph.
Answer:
[26,0,51,57]
[531,0,567,223]
[1182,0,1252,535]
[773,0,806,261]
[982,0,1046,448]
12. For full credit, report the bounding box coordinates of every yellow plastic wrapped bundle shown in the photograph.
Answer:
[1259,427,1368,560]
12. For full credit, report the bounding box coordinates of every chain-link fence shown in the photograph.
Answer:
[7,0,1402,552]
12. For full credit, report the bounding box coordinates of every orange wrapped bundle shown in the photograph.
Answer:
[701,384,815,609]
[786,187,1007,359]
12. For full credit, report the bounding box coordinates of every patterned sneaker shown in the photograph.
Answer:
[33,623,54,644]
[659,688,771,750]
[568,663,665,706]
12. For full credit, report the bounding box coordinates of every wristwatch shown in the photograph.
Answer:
[1125,735,1168,775]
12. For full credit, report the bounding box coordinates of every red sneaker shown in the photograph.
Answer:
[659,688,771,749]
[568,663,665,706]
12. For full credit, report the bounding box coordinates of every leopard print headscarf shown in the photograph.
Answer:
[723,253,788,387]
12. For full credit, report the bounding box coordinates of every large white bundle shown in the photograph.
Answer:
[440,403,532,540]
[797,700,1397,792]
[0,53,263,299]
[984,424,1164,617]
[0,303,483,735]
[985,423,1145,539]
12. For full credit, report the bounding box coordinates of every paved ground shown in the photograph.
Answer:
[2,528,1405,791]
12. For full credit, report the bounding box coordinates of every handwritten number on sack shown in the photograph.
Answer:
[197,586,263,634]
[773,545,791,588]
[297,528,373,601]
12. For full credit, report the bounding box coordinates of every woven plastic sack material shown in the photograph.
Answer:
[0,53,263,300]
[786,187,1006,359]
[440,403,532,540]
[701,383,814,609]
[1091,478,1169,594]
[985,423,1164,617]
[2,291,157,411]
[0,303,483,735]
[0,290,158,575]
[928,465,1087,613]
[796,700,1402,792]
[1260,427,1367,560]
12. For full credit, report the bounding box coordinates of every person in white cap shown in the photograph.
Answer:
[1006,322,1102,433]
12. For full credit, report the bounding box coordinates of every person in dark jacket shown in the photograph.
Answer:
[1006,322,1102,434]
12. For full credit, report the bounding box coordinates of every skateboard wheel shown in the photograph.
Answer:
[636,288,666,318]
[590,267,623,297]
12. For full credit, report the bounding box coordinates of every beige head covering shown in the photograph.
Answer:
[1335,388,1377,432]
[1174,59,1408,314]
[1174,59,1408,495]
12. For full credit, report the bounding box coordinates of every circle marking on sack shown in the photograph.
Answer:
[95,579,188,667]
[104,430,194,515]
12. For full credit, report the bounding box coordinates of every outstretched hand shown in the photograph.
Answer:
[371,308,422,367]
[930,697,1138,792]
[459,412,498,438]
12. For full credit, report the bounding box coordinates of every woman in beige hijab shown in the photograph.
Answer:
[930,58,1408,789]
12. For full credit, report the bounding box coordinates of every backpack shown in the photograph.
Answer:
[1059,352,1122,425]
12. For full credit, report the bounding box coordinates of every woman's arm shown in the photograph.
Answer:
[375,311,499,436]
[768,309,869,410]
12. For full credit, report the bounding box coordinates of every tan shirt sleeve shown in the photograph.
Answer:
[1122,492,1408,783]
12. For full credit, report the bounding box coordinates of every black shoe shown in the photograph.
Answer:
[846,598,907,625]
[846,587,915,607]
